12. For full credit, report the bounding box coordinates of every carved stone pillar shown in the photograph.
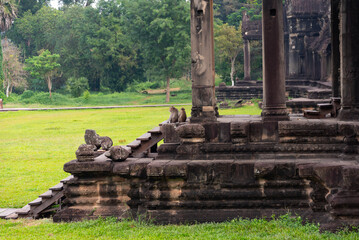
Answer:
[190,0,217,123]
[243,39,251,80]
[331,0,340,98]
[261,0,289,121]
[338,0,359,121]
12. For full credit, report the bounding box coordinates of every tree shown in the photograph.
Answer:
[0,0,18,31]
[121,0,191,102]
[66,77,89,97]
[215,23,243,86]
[18,0,49,16]
[2,38,27,97]
[59,0,94,7]
[25,49,60,98]
[0,0,18,93]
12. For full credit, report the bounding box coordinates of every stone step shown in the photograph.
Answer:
[16,205,30,216]
[29,198,42,206]
[0,209,19,219]
[39,190,53,199]
[318,103,333,110]
[137,133,151,141]
[49,182,64,191]
[60,175,74,184]
[304,110,321,119]
[148,126,161,134]
[127,140,141,149]
[5,213,18,220]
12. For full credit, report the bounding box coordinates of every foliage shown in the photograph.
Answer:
[25,49,60,98]
[19,89,35,99]
[2,38,27,97]
[0,0,18,32]
[215,23,243,86]
[4,0,263,96]
[120,0,191,102]
[18,0,49,16]
[125,81,161,93]
[66,77,89,97]
[82,89,90,100]
[60,0,94,7]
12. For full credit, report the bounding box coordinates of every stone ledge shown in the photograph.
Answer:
[64,159,113,174]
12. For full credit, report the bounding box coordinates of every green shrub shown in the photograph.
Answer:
[20,90,35,99]
[100,85,112,94]
[126,81,161,92]
[83,90,90,101]
[67,77,89,98]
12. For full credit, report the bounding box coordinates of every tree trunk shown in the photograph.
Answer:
[230,57,236,86]
[6,82,10,97]
[47,76,52,98]
[166,76,170,103]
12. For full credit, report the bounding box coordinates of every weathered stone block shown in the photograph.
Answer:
[106,146,131,162]
[249,121,263,142]
[146,160,171,177]
[157,143,180,154]
[161,124,180,143]
[129,158,153,177]
[64,159,113,174]
[202,122,219,142]
[113,158,139,176]
[218,122,231,143]
[176,144,202,157]
[231,122,249,138]
[187,161,212,183]
[231,162,255,184]
[278,121,338,137]
[312,164,343,188]
[210,160,234,183]
[164,160,189,177]
[176,124,205,139]
[76,144,96,162]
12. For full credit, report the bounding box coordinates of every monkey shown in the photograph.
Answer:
[168,106,179,123]
[178,107,187,123]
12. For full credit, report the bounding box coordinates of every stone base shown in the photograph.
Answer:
[54,157,359,231]
[338,108,359,121]
[54,117,359,231]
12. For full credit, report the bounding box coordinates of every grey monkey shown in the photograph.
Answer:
[178,107,187,122]
[168,106,179,123]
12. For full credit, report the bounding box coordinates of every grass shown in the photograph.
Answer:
[4,91,193,108]
[0,215,358,239]
[0,106,259,208]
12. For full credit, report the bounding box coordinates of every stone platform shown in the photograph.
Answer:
[54,116,359,230]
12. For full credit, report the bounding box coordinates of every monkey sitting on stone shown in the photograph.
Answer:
[168,106,179,123]
[178,107,187,122]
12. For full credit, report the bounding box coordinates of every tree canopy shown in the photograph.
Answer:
[2,0,263,95]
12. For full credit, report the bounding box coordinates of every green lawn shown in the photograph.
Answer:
[4,91,193,108]
[1,106,358,239]
[1,215,358,239]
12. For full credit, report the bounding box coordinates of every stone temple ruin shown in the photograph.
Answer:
[5,0,359,231]
[217,0,335,114]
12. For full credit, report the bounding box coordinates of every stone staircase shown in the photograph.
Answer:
[304,97,341,119]
[0,175,74,220]
[126,123,165,158]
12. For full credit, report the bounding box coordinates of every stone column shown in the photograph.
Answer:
[190,0,217,123]
[261,0,289,121]
[331,0,340,97]
[338,0,359,121]
[243,39,251,80]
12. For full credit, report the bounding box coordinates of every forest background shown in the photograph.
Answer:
[0,0,263,105]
